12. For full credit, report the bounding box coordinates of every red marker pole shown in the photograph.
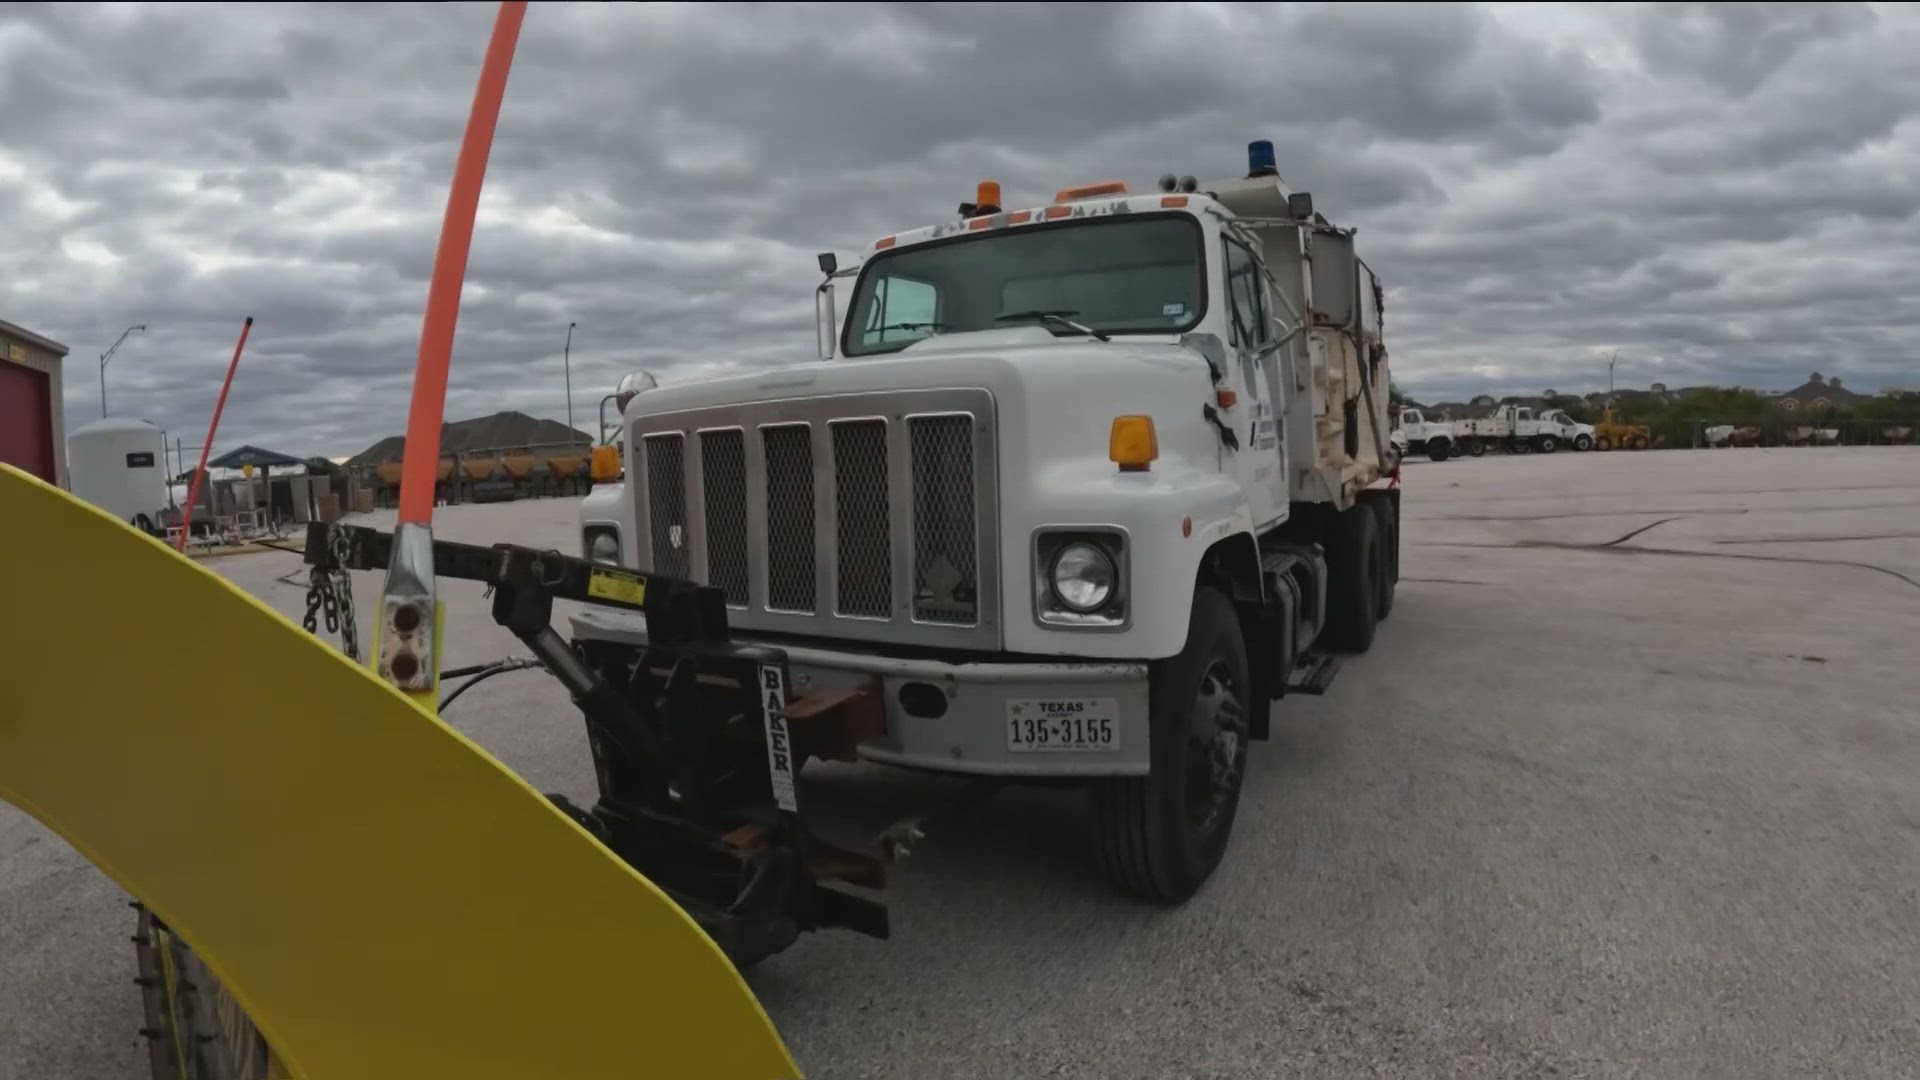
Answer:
[176,316,255,551]
[377,0,526,699]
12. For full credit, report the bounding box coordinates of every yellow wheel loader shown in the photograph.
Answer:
[1592,405,1654,451]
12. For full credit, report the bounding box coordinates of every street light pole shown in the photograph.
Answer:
[99,324,148,418]
[1607,350,1619,396]
[564,321,576,433]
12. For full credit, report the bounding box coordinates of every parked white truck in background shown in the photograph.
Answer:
[1453,404,1594,456]
[1395,407,1456,461]
[575,140,1400,901]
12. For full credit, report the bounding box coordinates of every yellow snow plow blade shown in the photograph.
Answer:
[0,464,800,1079]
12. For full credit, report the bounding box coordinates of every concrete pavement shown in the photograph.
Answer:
[4,446,1916,1078]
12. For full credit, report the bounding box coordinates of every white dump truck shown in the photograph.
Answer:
[575,140,1400,901]
[1394,407,1456,461]
[1452,403,1593,455]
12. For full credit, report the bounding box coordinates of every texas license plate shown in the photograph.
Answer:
[1005,698,1120,752]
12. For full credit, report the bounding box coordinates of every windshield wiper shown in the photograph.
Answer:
[874,321,947,335]
[993,309,1111,342]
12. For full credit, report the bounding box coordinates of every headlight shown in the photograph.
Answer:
[585,527,620,565]
[1049,542,1116,613]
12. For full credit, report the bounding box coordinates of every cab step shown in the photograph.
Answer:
[1286,653,1341,696]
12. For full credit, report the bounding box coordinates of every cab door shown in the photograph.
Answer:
[1222,236,1285,528]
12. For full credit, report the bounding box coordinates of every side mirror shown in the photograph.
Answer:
[817,252,838,275]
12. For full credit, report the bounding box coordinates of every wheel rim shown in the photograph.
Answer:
[1183,658,1246,838]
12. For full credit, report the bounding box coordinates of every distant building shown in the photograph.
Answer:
[1774,372,1867,412]
[0,317,71,486]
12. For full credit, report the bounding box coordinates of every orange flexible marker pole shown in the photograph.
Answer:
[177,316,255,551]
[376,1,526,700]
[397,0,526,525]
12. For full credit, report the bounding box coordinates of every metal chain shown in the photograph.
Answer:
[299,528,361,662]
[301,568,332,634]
[329,526,360,661]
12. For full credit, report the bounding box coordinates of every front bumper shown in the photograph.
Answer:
[571,607,1151,778]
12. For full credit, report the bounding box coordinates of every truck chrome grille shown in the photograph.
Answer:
[761,424,816,613]
[629,389,998,650]
[831,419,893,618]
[642,433,689,579]
[909,414,978,625]
[699,428,749,606]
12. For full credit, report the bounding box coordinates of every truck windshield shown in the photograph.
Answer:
[842,214,1205,356]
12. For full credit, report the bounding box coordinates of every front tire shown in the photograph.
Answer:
[1090,587,1249,902]
[1595,436,1613,451]
[1427,439,1451,462]
[1574,434,1593,451]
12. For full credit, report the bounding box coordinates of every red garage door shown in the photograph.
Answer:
[0,359,56,482]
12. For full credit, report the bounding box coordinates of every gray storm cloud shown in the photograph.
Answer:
[3,1,1917,457]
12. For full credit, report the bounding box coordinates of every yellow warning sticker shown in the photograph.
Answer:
[587,568,647,607]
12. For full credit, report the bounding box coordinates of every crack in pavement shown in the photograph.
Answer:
[1426,479,1920,506]
[1415,507,1750,523]
[1423,539,1920,592]
[1714,532,1920,545]
[1603,516,1683,547]
[1412,495,1920,524]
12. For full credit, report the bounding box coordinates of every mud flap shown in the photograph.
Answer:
[0,465,800,1079]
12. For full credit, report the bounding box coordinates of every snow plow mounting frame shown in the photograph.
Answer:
[302,522,890,965]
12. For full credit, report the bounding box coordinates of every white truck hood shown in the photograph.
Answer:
[621,329,1221,464]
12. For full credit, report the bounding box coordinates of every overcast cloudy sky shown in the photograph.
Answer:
[6,2,1919,457]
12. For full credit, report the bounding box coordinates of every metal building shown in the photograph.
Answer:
[0,318,70,487]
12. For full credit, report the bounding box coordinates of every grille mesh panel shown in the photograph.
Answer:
[643,433,689,579]
[831,420,892,618]
[762,424,816,613]
[699,429,749,605]
[909,415,978,624]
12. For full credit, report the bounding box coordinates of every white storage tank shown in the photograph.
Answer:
[68,417,169,526]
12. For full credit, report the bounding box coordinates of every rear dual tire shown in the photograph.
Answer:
[1319,502,1382,653]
